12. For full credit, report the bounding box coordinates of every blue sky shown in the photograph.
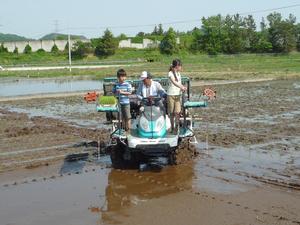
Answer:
[1,0,300,39]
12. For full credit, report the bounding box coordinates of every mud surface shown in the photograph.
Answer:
[0,99,109,172]
[193,79,300,190]
[0,79,300,225]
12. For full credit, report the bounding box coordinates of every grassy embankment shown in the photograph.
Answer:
[0,49,300,80]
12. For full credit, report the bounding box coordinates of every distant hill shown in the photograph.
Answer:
[0,33,31,42]
[40,33,87,40]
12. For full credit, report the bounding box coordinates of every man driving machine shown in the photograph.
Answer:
[136,71,167,100]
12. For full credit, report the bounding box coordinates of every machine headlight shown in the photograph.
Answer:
[155,116,165,132]
[139,116,150,132]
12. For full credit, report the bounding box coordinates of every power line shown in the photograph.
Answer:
[239,3,300,15]
[57,20,199,32]
[57,3,300,33]
[6,3,300,39]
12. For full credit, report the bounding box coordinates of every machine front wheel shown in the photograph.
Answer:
[110,143,141,169]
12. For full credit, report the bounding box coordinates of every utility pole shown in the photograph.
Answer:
[68,33,72,72]
[54,20,59,33]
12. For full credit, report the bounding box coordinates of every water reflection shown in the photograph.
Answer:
[0,79,102,97]
[96,164,194,223]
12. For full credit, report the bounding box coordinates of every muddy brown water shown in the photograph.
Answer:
[0,79,300,225]
[0,161,198,225]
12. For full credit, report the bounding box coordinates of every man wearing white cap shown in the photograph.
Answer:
[136,71,166,99]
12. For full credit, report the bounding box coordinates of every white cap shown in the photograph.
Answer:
[140,71,148,80]
[140,71,152,80]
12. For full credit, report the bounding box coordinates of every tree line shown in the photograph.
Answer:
[188,12,300,55]
[160,12,300,55]
[80,12,300,57]
[1,12,299,58]
[0,31,117,59]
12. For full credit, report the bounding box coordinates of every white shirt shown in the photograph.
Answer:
[167,71,182,96]
[136,80,166,99]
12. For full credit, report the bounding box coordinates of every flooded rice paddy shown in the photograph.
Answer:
[0,79,300,225]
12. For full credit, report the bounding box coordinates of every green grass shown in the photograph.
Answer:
[0,51,68,66]
[1,50,300,80]
[0,49,150,66]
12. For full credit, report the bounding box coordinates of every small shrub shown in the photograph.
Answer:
[23,44,32,54]
[51,44,59,53]
[13,47,18,54]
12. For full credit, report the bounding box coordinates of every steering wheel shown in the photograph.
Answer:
[142,96,161,105]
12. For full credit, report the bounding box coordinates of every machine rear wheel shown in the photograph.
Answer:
[110,143,126,169]
[106,112,117,122]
